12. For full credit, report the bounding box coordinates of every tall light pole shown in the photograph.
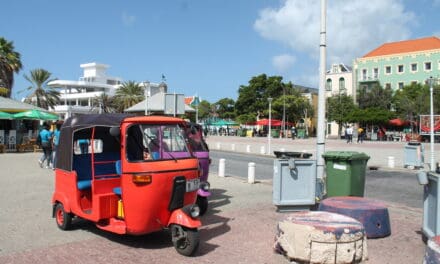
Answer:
[282,84,286,138]
[429,76,435,171]
[268,97,273,155]
[316,0,327,196]
[143,81,150,116]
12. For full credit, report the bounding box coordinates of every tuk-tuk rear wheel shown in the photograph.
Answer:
[55,203,72,230]
[171,225,199,256]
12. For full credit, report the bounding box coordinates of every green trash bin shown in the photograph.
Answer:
[297,128,306,139]
[322,151,370,197]
[271,129,280,138]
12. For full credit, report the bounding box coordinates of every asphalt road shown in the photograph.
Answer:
[210,150,423,208]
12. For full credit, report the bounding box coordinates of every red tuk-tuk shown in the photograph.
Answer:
[185,122,211,215]
[52,114,202,256]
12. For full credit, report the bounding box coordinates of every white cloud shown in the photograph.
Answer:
[254,0,415,65]
[272,54,296,73]
[122,12,136,26]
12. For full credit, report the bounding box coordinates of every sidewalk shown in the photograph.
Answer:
[204,135,427,263]
[0,149,427,263]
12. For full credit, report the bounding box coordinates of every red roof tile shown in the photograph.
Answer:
[362,36,440,58]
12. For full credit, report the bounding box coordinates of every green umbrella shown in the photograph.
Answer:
[0,111,13,120]
[212,119,238,126]
[13,109,59,120]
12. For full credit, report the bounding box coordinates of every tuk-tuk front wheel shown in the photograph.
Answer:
[170,224,199,256]
[55,203,72,230]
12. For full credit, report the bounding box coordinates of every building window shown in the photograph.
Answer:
[362,69,367,80]
[411,63,418,72]
[385,83,391,89]
[385,66,391,75]
[398,82,404,89]
[373,68,378,79]
[339,77,345,92]
[397,65,404,73]
[425,62,432,71]
[411,81,418,86]
[326,78,332,91]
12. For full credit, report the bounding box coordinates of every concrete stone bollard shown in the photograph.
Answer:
[274,211,368,263]
[218,158,225,177]
[388,156,395,168]
[231,143,235,151]
[248,162,256,184]
[246,145,251,153]
[260,146,265,155]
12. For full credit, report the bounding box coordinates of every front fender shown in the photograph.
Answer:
[168,208,201,228]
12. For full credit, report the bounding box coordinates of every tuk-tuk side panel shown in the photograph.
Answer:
[120,159,199,235]
[53,169,86,215]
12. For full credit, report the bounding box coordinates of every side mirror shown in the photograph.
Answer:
[109,126,120,137]
[190,125,197,135]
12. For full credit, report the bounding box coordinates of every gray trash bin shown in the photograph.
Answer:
[404,141,424,168]
[273,151,316,211]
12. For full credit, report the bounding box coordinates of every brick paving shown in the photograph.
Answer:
[0,136,432,263]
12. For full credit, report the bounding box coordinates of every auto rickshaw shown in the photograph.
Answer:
[52,114,202,256]
[185,123,211,215]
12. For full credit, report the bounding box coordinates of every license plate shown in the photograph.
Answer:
[186,178,200,192]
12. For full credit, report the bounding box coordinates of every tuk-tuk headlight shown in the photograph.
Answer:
[199,181,210,192]
[182,204,200,218]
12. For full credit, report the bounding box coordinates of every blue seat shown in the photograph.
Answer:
[77,180,92,190]
[113,160,122,195]
[113,187,122,195]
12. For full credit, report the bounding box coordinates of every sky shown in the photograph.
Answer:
[2,0,440,103]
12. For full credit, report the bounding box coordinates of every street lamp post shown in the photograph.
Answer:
[268,97,273,155]
[283,84,286,138]
[143,81,150,116]
[429,77,435,171]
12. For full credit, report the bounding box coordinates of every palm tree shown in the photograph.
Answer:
[0,37,22,97]
[91,93,116,113]
[113,81,144,112]
[23,68,60,110]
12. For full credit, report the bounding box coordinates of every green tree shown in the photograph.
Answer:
[393,83,431,122]
[197,100,211,120]
[23,68,60,110]
[113,81,144,112]
[214,97,236,119]
[0,37,22,97]
[326,94,357,136]
[91,93,116,113]
[357,83,393,110]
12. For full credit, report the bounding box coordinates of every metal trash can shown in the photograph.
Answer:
[322,151,370,197]
[404,141,424,169]
[273,151,316,211]
[422,172,440,239]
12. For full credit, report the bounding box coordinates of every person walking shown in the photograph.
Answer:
[38,123,53,169]
[346,126,353,143]
[51,122,62,170]
[357,127,364,143]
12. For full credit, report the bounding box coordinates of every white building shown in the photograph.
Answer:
[48,62,123,119]
[325,63,354,138]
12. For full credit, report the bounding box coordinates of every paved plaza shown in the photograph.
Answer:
[0,136,433,263]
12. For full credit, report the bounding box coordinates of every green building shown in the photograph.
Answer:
[354,36,440,93]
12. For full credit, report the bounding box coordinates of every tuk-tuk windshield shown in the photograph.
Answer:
[126,124,192,162]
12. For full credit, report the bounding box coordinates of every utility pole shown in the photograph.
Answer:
[316,0,327,197]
